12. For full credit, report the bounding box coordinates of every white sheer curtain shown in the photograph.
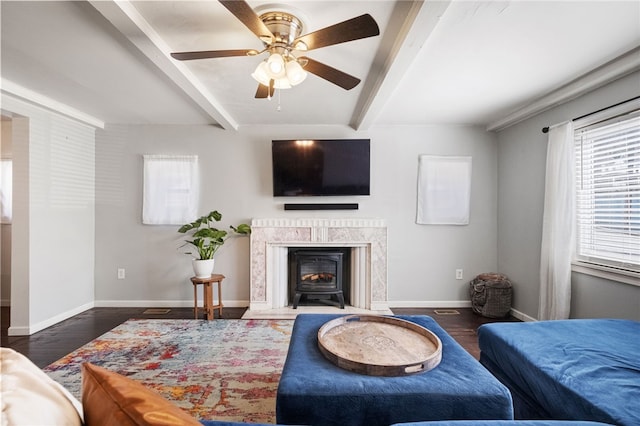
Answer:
[538,121,575,320]
[142,155,199,225]
[416,155,472,225]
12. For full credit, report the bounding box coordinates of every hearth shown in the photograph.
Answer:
[289,248,350,308]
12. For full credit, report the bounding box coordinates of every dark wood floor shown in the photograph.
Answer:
[1,306,518,368]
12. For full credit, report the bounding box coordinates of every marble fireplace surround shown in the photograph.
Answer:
[248,218,388,313]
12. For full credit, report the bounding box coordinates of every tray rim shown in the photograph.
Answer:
[317,314,443,376]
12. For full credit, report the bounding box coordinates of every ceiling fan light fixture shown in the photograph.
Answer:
[251,61,271,86]
[273,78,292,89]
[266,53,286,77]
[286,60,307,86]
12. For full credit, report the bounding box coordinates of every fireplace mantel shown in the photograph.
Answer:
[249,218,388,312]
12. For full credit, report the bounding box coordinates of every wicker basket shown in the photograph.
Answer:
[469,273,512,318]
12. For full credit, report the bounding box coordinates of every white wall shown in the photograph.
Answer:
[496,70,640,321]
[95,124,497,307]
[3,95,96,335]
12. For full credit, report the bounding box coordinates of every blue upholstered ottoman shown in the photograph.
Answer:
[276,314,513,426]
[390,422,614,426]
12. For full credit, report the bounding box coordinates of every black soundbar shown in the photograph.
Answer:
[284,203,359,211]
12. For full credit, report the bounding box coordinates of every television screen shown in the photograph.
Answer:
[272,139,370,197]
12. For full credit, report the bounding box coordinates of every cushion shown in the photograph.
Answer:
[81,362,201,426]
[0,347,83,425]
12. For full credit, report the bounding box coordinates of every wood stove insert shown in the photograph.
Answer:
[289,248,349,309]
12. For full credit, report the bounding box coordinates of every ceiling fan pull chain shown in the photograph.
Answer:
[277,89,282,112]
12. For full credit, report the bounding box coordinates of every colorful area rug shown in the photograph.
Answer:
[43,319,293,423]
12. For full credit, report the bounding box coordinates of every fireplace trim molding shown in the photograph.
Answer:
[249,218,388,311]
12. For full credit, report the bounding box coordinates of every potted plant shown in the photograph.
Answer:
[178,210,251,278]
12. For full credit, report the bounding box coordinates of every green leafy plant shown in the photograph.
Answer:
[178,210,251,260]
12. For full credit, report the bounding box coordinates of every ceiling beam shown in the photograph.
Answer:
[2,79,105,129]
[350,0,452,131]
[88,0,239,131]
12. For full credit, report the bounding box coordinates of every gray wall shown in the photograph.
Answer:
[3,95,96,335]
[496,70,640,321]
[95,124,498,308]
[7,72,638,334]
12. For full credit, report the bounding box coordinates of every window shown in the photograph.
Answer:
[142,155,199,225]
[0,159,11,223]
[574,108,640,275]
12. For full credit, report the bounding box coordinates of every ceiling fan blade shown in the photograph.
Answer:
[171,49,256,60]
[219,0,274,43]
[255,80,275,99]
[255,84,268,98]
[293,14,379,51]
[300,57,361,90]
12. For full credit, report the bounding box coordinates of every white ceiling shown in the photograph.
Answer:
[1,1,639,131]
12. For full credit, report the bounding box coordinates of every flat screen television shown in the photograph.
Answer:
[272,139,370,197]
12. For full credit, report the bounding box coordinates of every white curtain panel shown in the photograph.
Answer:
[539,122,575,320]
[416,155,472,225]
[142,155,199,225]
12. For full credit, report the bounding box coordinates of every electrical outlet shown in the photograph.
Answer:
[117,268,125,280]
[455,269,463,280]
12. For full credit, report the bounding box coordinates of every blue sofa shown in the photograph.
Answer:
[478,319,640,425]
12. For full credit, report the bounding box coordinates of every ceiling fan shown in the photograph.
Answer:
[170,0,380,98]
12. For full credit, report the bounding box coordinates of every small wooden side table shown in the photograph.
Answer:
[190,274,225,320]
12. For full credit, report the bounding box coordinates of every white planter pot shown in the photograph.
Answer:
[192,258,215,278]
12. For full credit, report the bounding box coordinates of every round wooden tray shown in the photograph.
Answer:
[317,315,442,376]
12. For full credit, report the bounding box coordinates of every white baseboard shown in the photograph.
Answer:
[8,301,95,336]
[5,299,534,336]
[388,300,472,308]
[510,308,537,322]
[6,300,251,336]
[388,301,538,322]
[93,299,250,308]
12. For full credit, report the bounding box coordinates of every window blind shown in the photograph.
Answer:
[574,111,640,272]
